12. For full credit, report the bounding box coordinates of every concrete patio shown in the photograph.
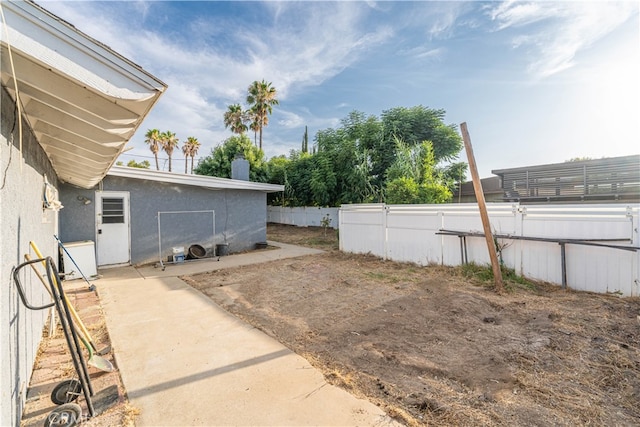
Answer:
[96,242,399,426]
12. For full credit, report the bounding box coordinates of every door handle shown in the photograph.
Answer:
[98,229,102,234]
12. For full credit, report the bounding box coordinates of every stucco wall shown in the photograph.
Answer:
[1,87,60,426]
[59,175,268,266]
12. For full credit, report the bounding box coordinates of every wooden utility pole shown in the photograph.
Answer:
[460,122,504,293]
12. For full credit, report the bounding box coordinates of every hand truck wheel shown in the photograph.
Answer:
[51,379,82,405]
[44,402,83,427]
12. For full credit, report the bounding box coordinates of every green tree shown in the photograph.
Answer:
[194,134,267,181]
[384,139,452,204]
[265,155,290,205]
[301,126,308,153]
[440,161,468,193]
[268,106,461,207]
[223,104,248,135]
[161,131,179,172]
[313,127,376,205]
[368,105,462,188]
[246,80,279,150]
[126,159,150,169]
[282,151,315,206]
[144,128,162,170]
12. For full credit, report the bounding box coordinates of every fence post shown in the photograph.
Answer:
[460,122,504,293]
[383,204,388,260]
[514,204,524,276]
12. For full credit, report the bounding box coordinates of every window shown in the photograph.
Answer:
[102,198,124,224]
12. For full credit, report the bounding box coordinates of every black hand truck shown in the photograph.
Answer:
[14,256,96,426]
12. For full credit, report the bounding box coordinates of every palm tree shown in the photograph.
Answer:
[246,79,279,150]
[223,104,248,135]
[182,139,191,174]
[248,109,260,147]
[187,137,200,173]
[144,128,162,170]
[182,136,200,174]
[161,131,179,172]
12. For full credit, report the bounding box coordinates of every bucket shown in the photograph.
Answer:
[172,247,185,263]
[188,244,206,259]
[216,243,229,257]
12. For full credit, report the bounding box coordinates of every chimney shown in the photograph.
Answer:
[231,154,250,181]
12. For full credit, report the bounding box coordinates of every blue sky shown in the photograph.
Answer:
[43,0,639,178]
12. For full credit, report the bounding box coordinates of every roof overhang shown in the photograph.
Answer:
[107,166,285,193]
[0,0,167,188]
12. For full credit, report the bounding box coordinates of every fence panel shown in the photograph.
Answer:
[386,205,443,265]
[439,204,518,267]
[520,204,637,295]
[338,202,640,296]
[339,204,385,257]
[267,206,339,228]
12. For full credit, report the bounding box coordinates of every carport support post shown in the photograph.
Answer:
[460,122,504,293]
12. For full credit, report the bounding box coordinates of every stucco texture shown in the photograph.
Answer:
[59,175,268,266]
[1,87,60,426]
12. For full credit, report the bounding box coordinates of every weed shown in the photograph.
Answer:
[460,262,537,291]
[320,214,332,236]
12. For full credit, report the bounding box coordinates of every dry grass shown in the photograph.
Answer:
[121,403,141,427]
[196,223,640,426]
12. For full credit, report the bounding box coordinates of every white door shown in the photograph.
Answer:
[96,191,130,266]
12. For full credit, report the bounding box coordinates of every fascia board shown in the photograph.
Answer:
[107,166,285,193]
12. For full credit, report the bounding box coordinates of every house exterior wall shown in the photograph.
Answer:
[59,175,268,266]
[452,176,504,203]
[1,87,60,426]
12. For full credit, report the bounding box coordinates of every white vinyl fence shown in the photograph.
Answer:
[339,203,640,297]
[268,206,339,229]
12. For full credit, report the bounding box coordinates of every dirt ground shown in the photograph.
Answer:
[184,224,640,427]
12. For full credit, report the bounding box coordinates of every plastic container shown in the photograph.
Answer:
[172,246,185,263]
[188,244,206,259]
[216,243,229,257]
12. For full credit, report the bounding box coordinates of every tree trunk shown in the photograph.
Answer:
[185,156,188,174]
[154,154,159,171]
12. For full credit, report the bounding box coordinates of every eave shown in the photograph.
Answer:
[0,0,167,189]
[107,166,285,193]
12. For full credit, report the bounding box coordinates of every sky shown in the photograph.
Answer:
[41,0,640,178]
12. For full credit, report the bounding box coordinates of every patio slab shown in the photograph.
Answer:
[97,242,399,426]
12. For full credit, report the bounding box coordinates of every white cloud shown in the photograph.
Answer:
[488,1,639,78]
[489,1,559,30]
[277,110,305,129]
[42,0,395,161]
[401,46,445,61]
[427,3,468,38]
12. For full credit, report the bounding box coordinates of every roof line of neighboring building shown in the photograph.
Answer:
[492,154,639,175]
[106,166,285,193]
